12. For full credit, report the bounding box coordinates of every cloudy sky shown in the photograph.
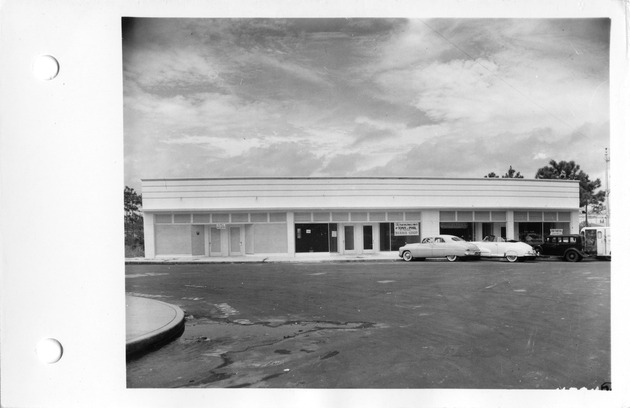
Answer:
[123,18,610,190]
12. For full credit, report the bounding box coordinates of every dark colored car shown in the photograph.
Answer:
[536,234,586,262]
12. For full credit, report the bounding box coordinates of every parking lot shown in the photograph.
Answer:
[126,259,610,389]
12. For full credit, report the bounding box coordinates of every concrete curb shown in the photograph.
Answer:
[126,296,186,358]
[125,255,402,265]
[125,259,401,265]
[124,255,581,266]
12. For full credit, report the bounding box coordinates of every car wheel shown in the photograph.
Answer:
[446,255,458,262]
[505,254,518,263]
[564,251,580,262]
[402,251,413,262]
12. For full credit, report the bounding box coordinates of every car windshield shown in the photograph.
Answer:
[451,237,463,242]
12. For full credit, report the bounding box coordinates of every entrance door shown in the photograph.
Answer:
[344,225,355,253]
[191,225,205,256]
[209,227,222,256]
[342,224,375,254]
[229,227,242,256]
[363,225,374,251]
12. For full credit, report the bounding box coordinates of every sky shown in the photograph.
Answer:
[122,18,610,191]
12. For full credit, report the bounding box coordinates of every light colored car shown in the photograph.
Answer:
[472,235,537,262]
[398,235,481,262]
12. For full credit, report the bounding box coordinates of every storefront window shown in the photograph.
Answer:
[518,222,571,243]
[380,222,420,251]
[543,222,570,238]
[295,223,330,253]
[518,222,542,243]
[440,222,473,241]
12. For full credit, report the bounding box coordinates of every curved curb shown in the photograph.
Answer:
[126,296,186,358]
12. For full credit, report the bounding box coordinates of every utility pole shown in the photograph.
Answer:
[605,148,610,227]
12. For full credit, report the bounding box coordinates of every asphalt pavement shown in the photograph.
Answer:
[125,258,610,389]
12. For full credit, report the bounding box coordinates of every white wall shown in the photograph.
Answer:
[254,224,288,253]
[571,211,580,233]
[421,210,440,237]
[143,213,155,258]
[142,178,580,212]
[155,224,191,256]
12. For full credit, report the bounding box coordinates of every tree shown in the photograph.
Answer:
[503,165,523,179]
[124,186,144,251]
[534,160,605,225]
[484,165,523,179]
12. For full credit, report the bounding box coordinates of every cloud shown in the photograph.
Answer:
[202,142,325,177]
[123,18,610,190]
[319,153,364,175]
[124,47,223,90]
[350,116,399,147]
[371,18,609,137]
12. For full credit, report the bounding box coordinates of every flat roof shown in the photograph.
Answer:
[141,176,579,184]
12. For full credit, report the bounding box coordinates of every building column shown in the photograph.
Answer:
[204,225,209,256]
[286,211,295,256]
[506,210,515,240]
[143,213,155,258]
[421,210,440,237]
[474,222,483,241]
[570,210,580,234]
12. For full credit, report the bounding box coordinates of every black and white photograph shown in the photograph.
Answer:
[3,1,629,407]
[123,17,612,390]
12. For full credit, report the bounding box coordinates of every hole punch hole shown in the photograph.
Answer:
[32,55,59,80]
[36,338,63,364]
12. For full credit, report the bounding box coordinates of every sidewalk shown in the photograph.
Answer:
[126,295,185,358]
[126,252,401,265]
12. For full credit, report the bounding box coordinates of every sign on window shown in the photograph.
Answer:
[550,229,563,235]
[215,223,226,230]
[394,222,419,236]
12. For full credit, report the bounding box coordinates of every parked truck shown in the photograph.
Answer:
[580,226,611,260]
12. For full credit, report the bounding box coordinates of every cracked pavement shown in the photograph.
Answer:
[126,260,610,389]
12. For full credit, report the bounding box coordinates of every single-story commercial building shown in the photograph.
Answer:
[141,177,580,258]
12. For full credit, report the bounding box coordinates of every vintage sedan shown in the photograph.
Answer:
[398,235,481,262]
[471,235,537,262]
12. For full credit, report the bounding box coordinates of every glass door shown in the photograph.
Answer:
[363,225,373,251]
[344,225,355,251]
[229,226,242,256]
[209,227,222,256]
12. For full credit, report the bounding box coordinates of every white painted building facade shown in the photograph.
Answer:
[141,177,580,258]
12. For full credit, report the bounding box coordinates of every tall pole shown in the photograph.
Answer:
[605,148,610,227]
